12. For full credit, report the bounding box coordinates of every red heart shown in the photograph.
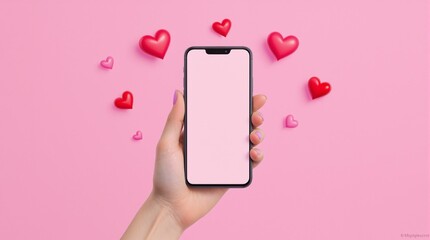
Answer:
[212,19,231,37]
[308,77,331,99]
[139,29,170,59]
[114,91,133,109]
[267,32,299,60]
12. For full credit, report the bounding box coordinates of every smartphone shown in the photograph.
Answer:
[184,46,253,187]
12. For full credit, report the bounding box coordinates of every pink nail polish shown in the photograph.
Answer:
[253,148,261,155]
[258,112,264,121]
[256,131,262,139]
[173,90,177,105]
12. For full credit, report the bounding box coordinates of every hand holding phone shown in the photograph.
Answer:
[121,47,267,240]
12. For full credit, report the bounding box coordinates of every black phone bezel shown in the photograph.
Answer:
[183,46,253,188]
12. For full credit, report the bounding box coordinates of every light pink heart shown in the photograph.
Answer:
[133,131,142,140]
[285,115,298,128]
[100,56,114,69]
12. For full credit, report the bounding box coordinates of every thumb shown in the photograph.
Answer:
[159,90,185,145]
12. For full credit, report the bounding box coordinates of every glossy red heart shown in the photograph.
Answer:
[308,77,331,99]
[267,32,299,60]
[212,19,231,37]
[114,91,133,109]
[139,29,170,59]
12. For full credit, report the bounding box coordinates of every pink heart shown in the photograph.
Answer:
[100,56,114,69]
[285,115,298,128]
[133,131,142,140]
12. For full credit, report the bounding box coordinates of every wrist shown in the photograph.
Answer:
[147,192,185,236]
[121,193,184,240]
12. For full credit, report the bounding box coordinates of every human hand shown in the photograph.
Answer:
[121,90,267,240]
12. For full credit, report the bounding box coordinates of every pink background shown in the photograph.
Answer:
[0,0,428,239]
[187,49,250,185]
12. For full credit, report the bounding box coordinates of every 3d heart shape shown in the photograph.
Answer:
[212,19,231,37]
[139,29,170,59]
[285,115,299,128]
[308,77,331,99]
[100,56,114,69]
[114,91,133,109]
[267,32,299,60]
[133,131,143,140]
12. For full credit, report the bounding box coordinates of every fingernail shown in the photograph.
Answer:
[173,90,178,105]
[256,131,262,140]
[253,148,261,155]
[258,112,264,121]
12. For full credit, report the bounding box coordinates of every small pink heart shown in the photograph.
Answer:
[133,131,142,140]
[285,115,298,128]
[100,56,114,69]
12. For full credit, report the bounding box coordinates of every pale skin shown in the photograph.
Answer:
[121,91,267,240]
